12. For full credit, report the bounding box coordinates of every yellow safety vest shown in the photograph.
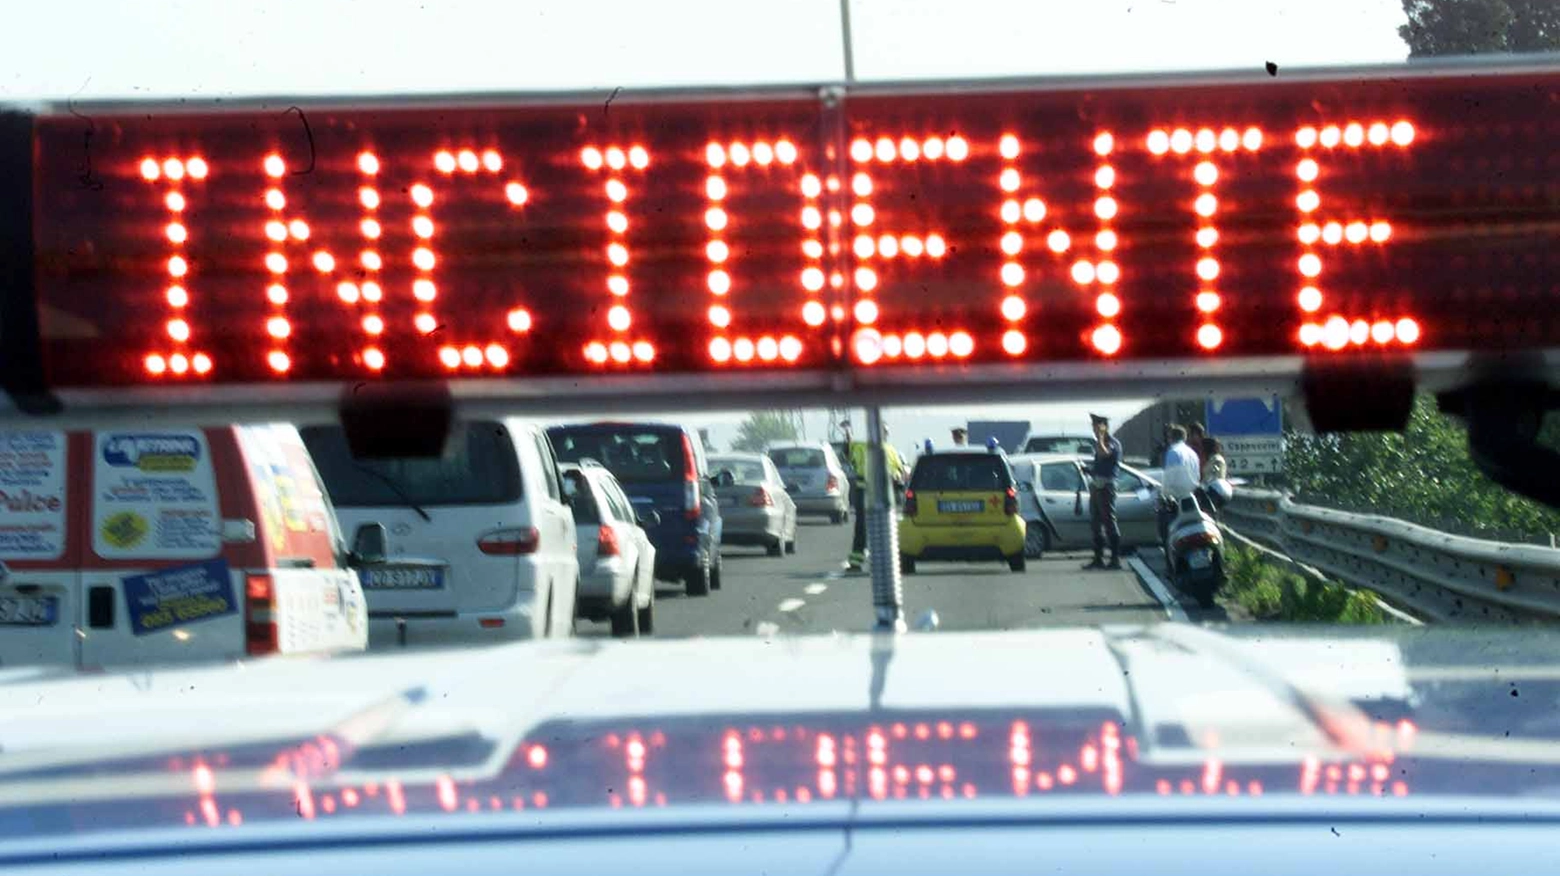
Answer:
[848,441,905,487]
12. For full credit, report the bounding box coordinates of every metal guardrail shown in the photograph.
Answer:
[1223,489,1560,624]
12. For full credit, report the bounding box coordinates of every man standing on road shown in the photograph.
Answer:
[842,420,868,571]
[950,427,968,447]
[1084,413,1123,570]
[1159,424,1203,543]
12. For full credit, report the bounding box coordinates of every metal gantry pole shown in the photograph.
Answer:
[838,0,857,84]
[865,406,906,631]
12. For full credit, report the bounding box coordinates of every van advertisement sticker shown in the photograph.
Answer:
[120,558,236,636]
[94,431,220,559]
[0,431,67,560]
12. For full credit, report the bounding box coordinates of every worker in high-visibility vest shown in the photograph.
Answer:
[844,420,907,572]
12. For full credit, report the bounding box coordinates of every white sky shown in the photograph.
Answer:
[3,0,1408,447]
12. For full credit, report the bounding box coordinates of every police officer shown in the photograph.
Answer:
[844,418,906,572]
[1084,413,1123,570]
[950,427,968,447]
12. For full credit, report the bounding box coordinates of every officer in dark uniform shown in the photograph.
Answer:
[1084,413,1123,570]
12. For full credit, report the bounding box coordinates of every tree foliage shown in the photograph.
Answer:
[730,411,800,453]
[1400,0,1560,57]
[1284,395,1560,542]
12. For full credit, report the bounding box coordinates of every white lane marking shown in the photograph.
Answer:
[755,621,780,638]
[778,598,807,613]
[804,583,828,595]
[1126,555,1190,623]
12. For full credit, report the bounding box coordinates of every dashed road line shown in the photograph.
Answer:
[804,582,828,595]
[778,598,807,613]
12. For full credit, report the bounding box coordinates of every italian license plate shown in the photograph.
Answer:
[1187,549,1213,570]
[0,594,59,626]
[938,500,984,514]
[363,567,445,590]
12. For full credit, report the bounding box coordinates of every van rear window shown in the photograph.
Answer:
[548,426,687,484]
[302,423,521,507]
[910,455,1013,492]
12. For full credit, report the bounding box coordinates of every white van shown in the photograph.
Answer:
[0,425,367,670]
[301,419,579,646]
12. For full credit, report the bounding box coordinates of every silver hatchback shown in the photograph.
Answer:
[766,441,850,524]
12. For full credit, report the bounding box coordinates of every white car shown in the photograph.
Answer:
[301,419,580,646]
[1008,453,1162,558]
[561,461,657,637]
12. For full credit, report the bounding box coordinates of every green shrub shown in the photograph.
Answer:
[1219,543,1384,624]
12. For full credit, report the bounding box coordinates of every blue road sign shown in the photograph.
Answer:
[1205,397,1282,436]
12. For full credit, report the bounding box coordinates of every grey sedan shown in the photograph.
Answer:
[709,453,798,557]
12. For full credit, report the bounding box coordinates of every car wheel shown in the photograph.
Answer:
[1008,554,1027,573]
[684,563,711,597]
[766,539,784,557]
[711,555,724,590]
[636,591,655,635]
[900,554,916,574]
[609,593,640,638]
[1023,522,1049,559]
[542,593,554,638]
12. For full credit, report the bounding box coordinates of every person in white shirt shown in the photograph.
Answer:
[1158,425,1203,543]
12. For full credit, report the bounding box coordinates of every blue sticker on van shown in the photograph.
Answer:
[121,559,236,636]
[102,434,202,472]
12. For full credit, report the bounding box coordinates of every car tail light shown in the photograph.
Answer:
[245,574,278,656]
[904,489,918,517]
[681,434,701,521]
[748,486,774,507]
[1174,530,1219,553]
[1004,487,1019,516]
[597,524,621,556]
[825,474,840,494]
[477,527,540,555]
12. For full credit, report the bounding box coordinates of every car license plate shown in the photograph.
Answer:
[1187,549,1213,570]
[938,500,984,514]
[363,567,445,589]
[0,595,59,626]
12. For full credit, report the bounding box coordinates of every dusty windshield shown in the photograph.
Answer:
[2,0,1560,849]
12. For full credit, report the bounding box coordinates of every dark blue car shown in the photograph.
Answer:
[547,423,723,597]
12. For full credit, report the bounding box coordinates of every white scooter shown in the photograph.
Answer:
[1158,488,1228,609]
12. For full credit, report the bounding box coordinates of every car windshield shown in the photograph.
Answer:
[549,427,686,483]
[6,0,1560,858]
[301,422,521,506]
[912,455,1013,491]
[770,447,826,468]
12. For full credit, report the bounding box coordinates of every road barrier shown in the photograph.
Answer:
[1222,489,1560,624]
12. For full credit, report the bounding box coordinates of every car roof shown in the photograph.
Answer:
[916,449,1011,460]
[711,452,765,462]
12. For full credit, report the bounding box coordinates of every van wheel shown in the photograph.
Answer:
[542,594,554,638]
[784,536,797,555]
[610,595,640,638]
[684,563,711,597]
[900,554,916,574]
[831,511,847,525]
[636,592,655,635]
[767,539,784,557]
[1008,554,1027,573]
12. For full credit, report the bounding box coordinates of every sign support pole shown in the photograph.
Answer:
[866,405,906,632]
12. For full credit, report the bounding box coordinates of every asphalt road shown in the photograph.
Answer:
[578,516,1187,639]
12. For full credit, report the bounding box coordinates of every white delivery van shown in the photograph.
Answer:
[0,425,367,670]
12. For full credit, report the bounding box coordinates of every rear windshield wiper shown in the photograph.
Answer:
[352,464,432,522]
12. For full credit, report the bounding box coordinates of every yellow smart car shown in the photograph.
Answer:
[898,448,1027,573]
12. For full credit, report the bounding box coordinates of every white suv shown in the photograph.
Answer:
[301,419,579,646]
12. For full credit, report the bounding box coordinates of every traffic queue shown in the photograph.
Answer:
[0,417,849,671]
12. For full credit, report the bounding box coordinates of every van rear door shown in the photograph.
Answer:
[302,421,525,617]
[78,428,246,669]
[0,430,80,668]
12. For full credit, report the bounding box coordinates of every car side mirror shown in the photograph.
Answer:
[637,509,661,528]
[350,522,388,566]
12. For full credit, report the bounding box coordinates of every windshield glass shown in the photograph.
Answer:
[301,422,521,506]
[5,0,1560,856]
[549,426,687,483]
[769,447,827,468]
